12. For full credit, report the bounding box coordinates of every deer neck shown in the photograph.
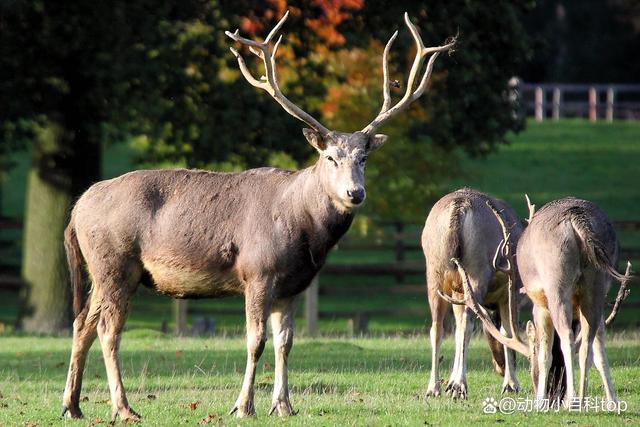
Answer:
[285,165,355,246]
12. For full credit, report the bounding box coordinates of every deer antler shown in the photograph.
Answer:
[605,261,632,326]
[449,258,530,357]
[361,13,457,135]
[525,194,535,224]
[486,200,523,355]
[225,11,331,137]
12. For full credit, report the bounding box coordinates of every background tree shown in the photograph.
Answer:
[521,0,640,82]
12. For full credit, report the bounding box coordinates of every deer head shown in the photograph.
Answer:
[226,11,456,212]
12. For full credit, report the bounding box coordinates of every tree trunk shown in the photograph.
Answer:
[19,121,100,333]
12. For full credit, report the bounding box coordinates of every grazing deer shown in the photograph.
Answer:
[449,197,632,406]
[60,11,456,421]
[422,188,523,399]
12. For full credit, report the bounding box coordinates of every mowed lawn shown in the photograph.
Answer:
[452,119,640,221]
[0,333,639,426]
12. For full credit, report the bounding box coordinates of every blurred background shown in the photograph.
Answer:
[1,0,639,336]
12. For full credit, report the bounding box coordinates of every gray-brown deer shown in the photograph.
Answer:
[422,188,524,399]
[449,197,632,406]
[61,11,456,421]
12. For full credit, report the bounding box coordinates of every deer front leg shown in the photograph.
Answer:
[230,280,272,417]
[268,296,299,416]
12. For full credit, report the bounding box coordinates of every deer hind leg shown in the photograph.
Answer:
[576,272,603,403]
[426,275,448,398]
[533,306,554,404]
[548,294,576,406]
[61,293,100,418]
[91,260,141,422]
[230,277,273,417]
[445,301,473,399]
[268,296,299,416]
[592,319,617,403]
[498,302,520,394]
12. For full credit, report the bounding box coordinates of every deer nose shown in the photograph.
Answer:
[347,187,365,204]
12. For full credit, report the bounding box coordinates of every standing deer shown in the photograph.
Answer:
[450,197,632,406]
[60,11,456,421]
[422,188,523,399]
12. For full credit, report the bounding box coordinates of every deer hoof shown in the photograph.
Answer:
[269,398,295,416]
[111,407,141,423]
[61,404,83,419]
[445,381,468,400]
[501,382,520,394]
[229,401,256,418]
[425,385,441,398]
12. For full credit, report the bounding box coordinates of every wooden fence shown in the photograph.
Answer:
[1,219,639,335]
[515,82,640,121]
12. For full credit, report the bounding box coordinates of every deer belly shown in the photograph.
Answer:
[142,258,242,298]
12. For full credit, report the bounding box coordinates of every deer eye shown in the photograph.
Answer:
[326,156,337,166]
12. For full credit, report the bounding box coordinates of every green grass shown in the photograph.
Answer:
[0,334,638,426]
[452,119,640,220]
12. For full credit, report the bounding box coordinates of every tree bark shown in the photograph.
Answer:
[19,121,100,334]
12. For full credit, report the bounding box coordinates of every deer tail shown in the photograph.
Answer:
[447,197,470,263]
[568,209,628,282]
[64,220,85,318]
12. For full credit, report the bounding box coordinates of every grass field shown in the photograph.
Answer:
[0,333,638,426]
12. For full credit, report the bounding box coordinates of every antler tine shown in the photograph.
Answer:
[451,258,530,357]
[362,13,456,135]
[226,11,331,137]
[525,194,536,224]
[485,199,523,349]
[486,200,512,272]
[379,30,399,114]
[605,261,632,326]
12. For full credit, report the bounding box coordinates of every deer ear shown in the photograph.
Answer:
[303,128,327,152]
[367,134,388,152]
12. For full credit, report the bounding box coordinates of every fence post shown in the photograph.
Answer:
[534,87,544,122]
[589,87,597,122]
[552,87,561,120]
[394,221,405,283]
[174,299,188,335]
[606,87,615,122]
[305,275,319,337]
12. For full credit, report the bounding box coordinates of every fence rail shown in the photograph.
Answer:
[1,219,639,335]
[516,81,640,121]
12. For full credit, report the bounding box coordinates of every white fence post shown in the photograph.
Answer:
[589,87,598,122]
[606,87,615,122]
[174,299,188,335]
[535,86,544,122]
[305,275,319,337]
[552,87,561,120]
